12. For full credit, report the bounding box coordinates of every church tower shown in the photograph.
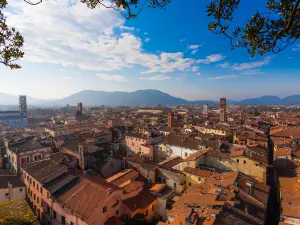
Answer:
[219,98,227,123]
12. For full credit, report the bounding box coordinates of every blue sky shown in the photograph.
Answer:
[1,0,299,100]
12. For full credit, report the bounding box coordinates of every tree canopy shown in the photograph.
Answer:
[1,0,299,69]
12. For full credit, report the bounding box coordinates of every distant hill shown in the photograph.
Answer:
[1,90,300,106]
[55,89,188,106]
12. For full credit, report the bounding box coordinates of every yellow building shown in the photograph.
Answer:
[193,125,229,136]
[204,149,268,183]
[121,190,157,222]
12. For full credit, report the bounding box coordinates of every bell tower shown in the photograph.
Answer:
[219,98,227,123]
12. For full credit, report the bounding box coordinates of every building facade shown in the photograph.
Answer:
[0,95,28,129]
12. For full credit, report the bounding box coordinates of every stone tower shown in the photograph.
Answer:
[168,112,173,129]
[219,98,227,123]
[77,103,83,113]
[19,95,27,118]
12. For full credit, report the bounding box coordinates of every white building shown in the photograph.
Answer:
[0,95,28,129]
[0,170,25,203]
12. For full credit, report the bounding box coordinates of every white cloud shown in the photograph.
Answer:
[97,73,128,82]
[218,62,230,68]
[188,45,200,50]
[141,52,196,74]
[196,72,200,76]
[4,0,197,75]
[145,38,151,42]
[119,25,136,31]
[208,75,237,80]
[292,44,300,51]
[241,69,262,75]
[197,54,225,64]
[192,66,199,72]
[139,75,171,81]
[231,57,270,71]
[144,32,148,35]
[180,38,186,42]
[191,50,198,55]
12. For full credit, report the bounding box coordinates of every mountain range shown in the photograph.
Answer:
[1,90,300,106]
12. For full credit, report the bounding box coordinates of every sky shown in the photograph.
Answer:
[1,0,300,100]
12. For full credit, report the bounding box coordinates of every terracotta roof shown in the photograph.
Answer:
[184,150,208,161]
[43,173,77,194]
[123,181,144,194]
[272,127,300,139]
[53,177,118,219]
[0,175,25,188]
[166,134,201,150]
[21,159,67,184]
[184,167,214,178]
[105,169,139,187]
[158,156,183,169]
[123,189,156,212]
[214,205,264,225]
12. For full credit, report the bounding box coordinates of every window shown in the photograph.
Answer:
[33,181,35,188]
[116,209,119,215]
[189,182,191,186]
[61,216,66,224]
[40,187,43,194]
[37,184,39,190]
[185,152,188,157]
[244,160,246,164]
[174,183,176,188]
[53,210,56,219]
[236,159,239,163]
[71,222,74,225]
[103,206,107,213]
[198,177,201,182]
[19,188,23,192]
[33,194,36,200]
[37,197,39,204]
[152,205,154,211]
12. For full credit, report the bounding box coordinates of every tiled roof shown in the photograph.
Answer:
[0,175,25,188]
[184,167,214,178]
[214,205,264,225]
[105,169,139,187]
[271,127,300,139]
[166,134,201,150]
[184,150,208,161]
[123,189,156,212]
[21,159,67,184]
[53,176,119,219]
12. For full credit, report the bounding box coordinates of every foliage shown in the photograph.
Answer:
[0,0,24,69]
[0,200,40,225]
[207,0,300,56]
[0,0,299,69]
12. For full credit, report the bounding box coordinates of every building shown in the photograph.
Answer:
[21,159,123,225]
[166,134,202,159]
[0,169,25,203]
[5,136,53,174]
[202,104,208,116]
[219,97,227,123]
[0,95,28,129]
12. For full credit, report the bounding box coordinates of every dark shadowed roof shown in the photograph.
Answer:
[21,159,67,184]
[123,189,156,212]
